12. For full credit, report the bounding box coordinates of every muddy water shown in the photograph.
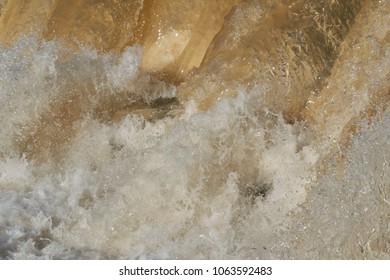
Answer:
[0,0,389,259]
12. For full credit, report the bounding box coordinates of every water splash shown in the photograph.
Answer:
[0,0,389,259]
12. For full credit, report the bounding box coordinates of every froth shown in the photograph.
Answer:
[1,0,389,260]
[0,44,318,258]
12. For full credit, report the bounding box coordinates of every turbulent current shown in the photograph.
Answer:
[0,0,389,259]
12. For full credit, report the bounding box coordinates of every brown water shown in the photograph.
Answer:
[0,0,389,259]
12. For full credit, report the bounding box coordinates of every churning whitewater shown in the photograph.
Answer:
[0,0,389,259]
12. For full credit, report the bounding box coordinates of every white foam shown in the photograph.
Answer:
[0,49,318,258]
[0,0,388,259]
